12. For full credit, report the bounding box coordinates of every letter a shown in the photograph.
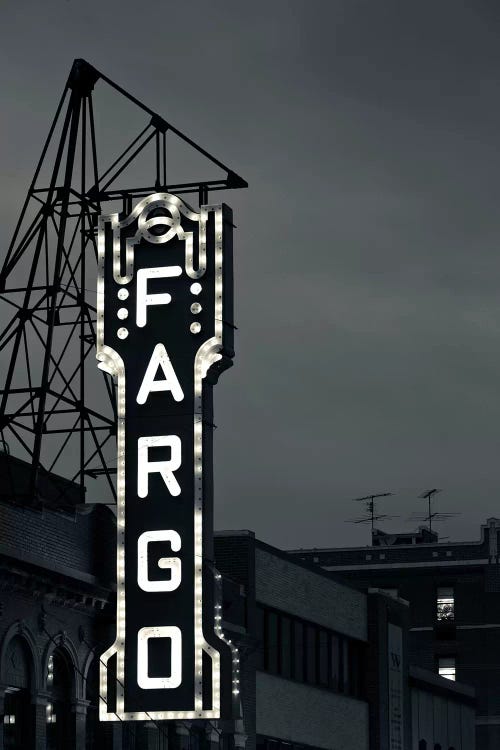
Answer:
[136,343,184,404]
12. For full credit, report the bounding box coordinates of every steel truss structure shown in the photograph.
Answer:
[0,58,247,508]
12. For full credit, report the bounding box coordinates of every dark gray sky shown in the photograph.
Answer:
[2,0,500,549]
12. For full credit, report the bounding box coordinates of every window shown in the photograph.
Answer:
[266,612,278,674]
[305,626,316,684]
[348,640,364,697]
[255,607,265,670]
[4,637,32,750]
[256,604,365,698]
[318,630,328,686]
[438,656,456,681]
[437,587,454,621]
[330,634,340,690]
[341,638,349,693]
[281,616,291,679]
[292,621,304,682]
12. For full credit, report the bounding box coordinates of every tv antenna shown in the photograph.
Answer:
[408,489,460,535]
[347,492,396,531]
[0,59,247,507]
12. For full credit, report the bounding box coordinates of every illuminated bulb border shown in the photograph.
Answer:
[97,199,234,721]
[110,193,207,286]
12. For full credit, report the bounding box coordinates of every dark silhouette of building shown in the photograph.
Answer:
[290,519,500,750]
[0,454,115,750]
[216,531,475,750]
[0,454,477,749]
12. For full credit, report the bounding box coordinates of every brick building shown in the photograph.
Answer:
[0,455,115,750]
[0,454,477,749]
[0,454,239,750]
[290,519,500,749]
[215,531,475,750]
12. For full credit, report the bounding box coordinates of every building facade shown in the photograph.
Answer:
[0,461,114,749]
[0,455,239,750]
[290,519,500,749]
[215,531,475,750]
[215,531,370,750]
[0,454,477,749]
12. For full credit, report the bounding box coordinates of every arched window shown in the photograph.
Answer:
[434,744,442,750]
[3,636,32,750]
[46,648,74,750]
[418,741,427,750]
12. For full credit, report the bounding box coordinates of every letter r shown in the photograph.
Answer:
[138,435,182,497]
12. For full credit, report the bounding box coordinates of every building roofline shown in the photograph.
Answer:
[323,559,489,572]
[215,529,367,594]
[288,518,500,556]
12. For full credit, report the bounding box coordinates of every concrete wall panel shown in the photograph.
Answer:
[256,547,366,640]
[256,672,368,750]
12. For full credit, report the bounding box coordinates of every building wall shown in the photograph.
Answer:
[215,535,370,750]
[0,499,116,750]
[0,497,228,750]
[329,566,499,743]
[0,498,115,586]
[255,545,367,641]
[256,672,369,750]
[411,686,475,750]
[291,520,497,749]
[366,592,412,750]
[215,532,257,750]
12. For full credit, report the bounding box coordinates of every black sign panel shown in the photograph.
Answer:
[97,193,237,721]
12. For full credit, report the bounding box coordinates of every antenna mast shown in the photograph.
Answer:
[409,489,460,539]
[348,492,395,532]
[419,489,441,533]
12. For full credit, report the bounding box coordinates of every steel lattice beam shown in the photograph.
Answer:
[0,59,247,508]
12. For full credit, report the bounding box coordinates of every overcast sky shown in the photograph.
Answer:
[2,1,500,549]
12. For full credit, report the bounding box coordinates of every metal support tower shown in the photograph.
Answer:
[0,58,247,508]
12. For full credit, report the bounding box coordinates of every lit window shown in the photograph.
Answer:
[437,587,454,621]
[438,656,455,681]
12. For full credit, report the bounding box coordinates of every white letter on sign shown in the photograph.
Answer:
[138,435,182,498]
[137,626,182,690]
[136,343,184,404]
[137,530,182,592]
[136,265,182,328]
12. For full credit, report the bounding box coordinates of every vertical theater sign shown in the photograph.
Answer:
[97,193,237,720]
[0,59,247,724]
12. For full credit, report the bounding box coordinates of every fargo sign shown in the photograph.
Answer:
[97,193,237,721]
